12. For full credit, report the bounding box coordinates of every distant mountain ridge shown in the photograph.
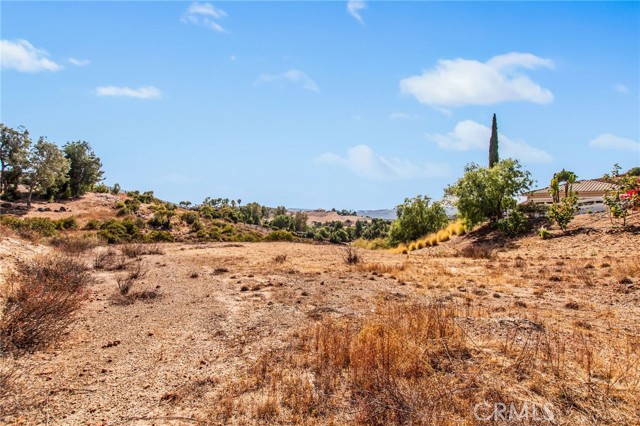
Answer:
[356,209,397,220]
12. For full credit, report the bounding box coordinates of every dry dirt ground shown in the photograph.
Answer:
[0,213,639,425]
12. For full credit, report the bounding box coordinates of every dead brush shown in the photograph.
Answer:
[0,255,94,353]
[120,243,145,259]
[116,275,135,296]
[456,245,494,259]
[49,234,100,254]
[93,249,128,271]
[343,247,361,265]
[120,243,164,258]
[273,254,288,264]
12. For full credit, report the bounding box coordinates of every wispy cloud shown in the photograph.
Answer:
[181,2,228,33]
[389,112,419,121]
[0,39,62,72]
[68,57,90,66]
[426,120,554,163]
[589,134,639,151]
[400,52,554,109]
[347,0,366,25]
[96,86,162,99]
[316,144,449,180]
[614,83,629,94]
[256,69,319,93]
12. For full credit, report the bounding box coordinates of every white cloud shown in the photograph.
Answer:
[68,58,90,66]
[389,112,419,121]
[426,120,554,163]
[256,69,319,92]
[614,83,629,94]
[96,86,161,99]
[589,134,639,151]
[0,39,62,72]
[316,144,449,180]
[181,2,228,33]
[347,0,366,25]
[400,52,554,108]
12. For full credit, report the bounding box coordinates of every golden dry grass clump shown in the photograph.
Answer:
[203,299,640,425]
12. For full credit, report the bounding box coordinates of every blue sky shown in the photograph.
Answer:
[1,1,638,210]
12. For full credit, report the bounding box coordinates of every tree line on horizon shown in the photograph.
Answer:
[1,124,104,207]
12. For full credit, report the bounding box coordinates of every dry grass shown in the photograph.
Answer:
[357,262,405,275]
[203,297,640,425]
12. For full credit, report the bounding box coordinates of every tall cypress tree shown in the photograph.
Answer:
[489,113,499,168]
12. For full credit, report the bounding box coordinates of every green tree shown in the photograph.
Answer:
[271,214,291,230]
[63,141,104,197]
[626,167,640,177]
[489,113,499,168]
[291,211,308,232]
[445,159,533,228]
[388,195,448,245]
[23,138,70,207]
[0,124,31,197]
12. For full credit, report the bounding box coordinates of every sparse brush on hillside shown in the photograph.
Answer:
[0,216,77,239]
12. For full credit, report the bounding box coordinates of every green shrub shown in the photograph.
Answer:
[266,230,295,242]
[180,212,199,225]
[0,216,60,238]
[97,219,143,244]
[539,227,551,240]
[497,208,530,237]
[117,198,141,216]
[54,216,77,230]
[98,220,129,244]
[93,183,110,193]
[85,219,101,230]
[547,196,577,231]
[148,213,172,230]
[148,230,175,242]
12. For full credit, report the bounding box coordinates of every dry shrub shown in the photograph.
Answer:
[50,234,100,254]
[116,275,134,296]
[273,254,288,264]
[120,243,145,259]
[93,249,128,271]
[457,245,494,259]
[343,247,361,265]
[120,243,164,258]
[0,255,94,353]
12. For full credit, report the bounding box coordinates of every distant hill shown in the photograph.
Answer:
[356,209,397,220]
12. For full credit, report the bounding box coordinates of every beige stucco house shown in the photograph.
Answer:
[524,179,615,213]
